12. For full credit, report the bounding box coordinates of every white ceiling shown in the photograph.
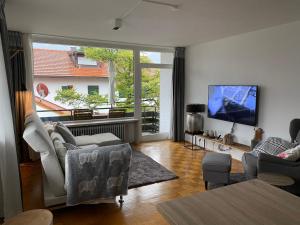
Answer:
[5,0,300,47]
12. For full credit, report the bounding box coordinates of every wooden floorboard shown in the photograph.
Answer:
[50,140,243,225]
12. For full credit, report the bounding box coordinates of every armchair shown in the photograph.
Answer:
[258,153,300,181]
[242,118,300,180]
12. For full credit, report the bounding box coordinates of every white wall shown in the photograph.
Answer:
[33,76,109,109]
[186,21,300,145]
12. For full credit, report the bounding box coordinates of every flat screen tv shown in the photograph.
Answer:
[208,85,259,126]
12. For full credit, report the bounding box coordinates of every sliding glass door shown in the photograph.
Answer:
[139,51,173,140]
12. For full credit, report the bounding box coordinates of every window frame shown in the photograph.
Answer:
[62,85,73,90]
[31,34,175,141]
[88,85,99,95]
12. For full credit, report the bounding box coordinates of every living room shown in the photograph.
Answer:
[1,1,300,225]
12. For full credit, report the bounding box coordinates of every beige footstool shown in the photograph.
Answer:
[3,209,53,225]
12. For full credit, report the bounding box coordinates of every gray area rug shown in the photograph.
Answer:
[128,150,178,188]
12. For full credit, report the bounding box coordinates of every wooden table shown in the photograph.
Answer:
[3,209,53,225]
[258,172,295,186]
[157,179,300,225]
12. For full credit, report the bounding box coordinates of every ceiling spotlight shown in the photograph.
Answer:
[113,18,122,30]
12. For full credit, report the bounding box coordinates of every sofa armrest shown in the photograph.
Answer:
[258,153,300,181]
[242,152,258,179]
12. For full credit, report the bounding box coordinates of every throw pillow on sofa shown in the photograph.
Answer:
[253,137,297,156]
[52,137,68,171]
[55,122,77,145]
[52,139,80,172]
[277,145,300,161]
[44,122,55,135]
[50,131,66,143]
[63,142,81,150]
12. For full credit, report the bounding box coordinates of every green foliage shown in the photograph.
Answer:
[54,88,82,108]
[83,93,108,109]
[83,47,160,111]
[55,88,108,109]
[142,69,160,108]
[84,48,118,62]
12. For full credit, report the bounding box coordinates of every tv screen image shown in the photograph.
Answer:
[208,85,258,126]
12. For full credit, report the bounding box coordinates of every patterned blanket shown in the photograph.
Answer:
[252,137,298,157]
[65,143,132,206]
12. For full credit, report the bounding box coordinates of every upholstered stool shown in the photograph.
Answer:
[3,209,53,225]
[202,152,232,190]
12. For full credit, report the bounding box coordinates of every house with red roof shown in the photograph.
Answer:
[33,48,109,114]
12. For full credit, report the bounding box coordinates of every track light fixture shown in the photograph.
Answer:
[113,0,180,30]
[142,0,180,11]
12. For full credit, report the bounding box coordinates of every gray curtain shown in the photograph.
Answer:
[0,1,29,162]
[0,0,14,106]
[9,31,29,162]
[172,47,185,141]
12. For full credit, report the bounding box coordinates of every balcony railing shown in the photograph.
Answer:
[37,105,160,134]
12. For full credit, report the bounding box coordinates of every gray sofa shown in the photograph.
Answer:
[242,119,300,182]
[23,112,126,207]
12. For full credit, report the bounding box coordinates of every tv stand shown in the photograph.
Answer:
[196,134,250,161]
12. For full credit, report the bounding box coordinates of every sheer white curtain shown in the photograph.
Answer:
[0,36,22,218]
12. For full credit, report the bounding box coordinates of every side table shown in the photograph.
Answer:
[3,209,53,225]
[184,130,203,150]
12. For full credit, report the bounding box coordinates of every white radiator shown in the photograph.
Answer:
[69,123,125,140]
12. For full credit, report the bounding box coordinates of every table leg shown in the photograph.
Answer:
[192,135,195,150]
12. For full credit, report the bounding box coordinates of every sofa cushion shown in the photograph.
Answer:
[277,145,300,161]
[44,122,55,135]
[75,132,122,146]
[253,137,297,157]
[50,131,65,143]
[55,122,76,145]
[52,138,68,171]
[51,136,80,172]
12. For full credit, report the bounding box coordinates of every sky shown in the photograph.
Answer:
[33,42,161,63]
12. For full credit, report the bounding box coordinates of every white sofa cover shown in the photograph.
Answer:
[23,112,124,207]
[75,133,122,146]
[23,113,65,197]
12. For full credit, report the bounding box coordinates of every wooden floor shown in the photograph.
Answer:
[50,140,243,225]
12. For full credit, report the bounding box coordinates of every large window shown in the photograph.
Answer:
[33,42,134,120]
[32,40,174,139]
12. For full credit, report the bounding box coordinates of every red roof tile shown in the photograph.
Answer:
[33,49,109,78]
